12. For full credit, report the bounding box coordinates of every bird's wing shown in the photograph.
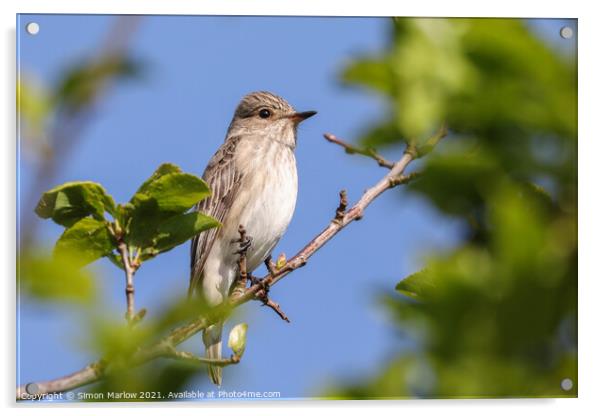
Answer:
[189,135,244,297]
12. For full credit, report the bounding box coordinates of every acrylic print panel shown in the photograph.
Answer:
[16,15,577,401]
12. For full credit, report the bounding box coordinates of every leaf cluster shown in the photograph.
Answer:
[33,163,219,269]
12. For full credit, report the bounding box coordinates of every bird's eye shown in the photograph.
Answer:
[258,109,272,119]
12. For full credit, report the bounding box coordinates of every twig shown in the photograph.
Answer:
[335,190,348,222]
[236,232,290,323]
[323,133,395,169]
[16,317,239,400]
[163,348,241,368]
[264,255,277,276]
[17,312,215,399]
[229,127,447,305]
[16,127,446,399]
[388,171,422,188]
[258,294,290,323]
[117,240,137,323]
[416,123,448,158]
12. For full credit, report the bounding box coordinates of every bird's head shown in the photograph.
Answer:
[227,91,316,146]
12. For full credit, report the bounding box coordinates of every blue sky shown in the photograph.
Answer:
[16,15,573,399]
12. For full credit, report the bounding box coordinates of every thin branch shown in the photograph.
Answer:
[229,134,435,303]
[334,189,348,222]
[258,293,290,323]
[323,133,395,169]
[163,348,241,368]
[117,241,137,323]
[264,255,277,276]
[388,171,422,188]
[17,363,105,399]
[17,127,447,399]
[235,230,290,323]
[416,123,449,158]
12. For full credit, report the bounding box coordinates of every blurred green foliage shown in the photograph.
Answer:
[330,18,577,398]
[57,55,142,112]
[75,292,253,400]
[19,251,96,303]
[18,55,142,159]
[71,293,219,400]
[20,162,220,397]
[16,78,53,151]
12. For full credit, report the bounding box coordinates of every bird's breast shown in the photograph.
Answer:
[231,143,298,271]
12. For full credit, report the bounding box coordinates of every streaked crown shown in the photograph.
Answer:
[233,91,295,119]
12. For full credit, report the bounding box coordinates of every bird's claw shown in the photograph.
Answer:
[234,235,252,255]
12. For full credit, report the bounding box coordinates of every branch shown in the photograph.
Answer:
[258,294,290,323]
[117,240,137,323]
[234,230,291,323]
[415,123,448,158]
[163,348,241,368]
[230,129,447,302]
[323,133,395,169]
[17,313,215,399]
[334,190,348,222]
[17,128,446,399]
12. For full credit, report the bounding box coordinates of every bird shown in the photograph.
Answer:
[189,91,316,385]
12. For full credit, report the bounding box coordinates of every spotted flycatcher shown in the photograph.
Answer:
[189,91,316,385]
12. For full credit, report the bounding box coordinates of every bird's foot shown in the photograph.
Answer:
[234,237,252,255]
[233,225,253,255]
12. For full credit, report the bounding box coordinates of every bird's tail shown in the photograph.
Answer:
[202,323,223,386]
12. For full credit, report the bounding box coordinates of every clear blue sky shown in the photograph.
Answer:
[17,15,573,399]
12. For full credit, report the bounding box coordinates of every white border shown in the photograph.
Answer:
[3,1,601,415]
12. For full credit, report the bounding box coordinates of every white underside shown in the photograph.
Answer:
[201,143,297,306]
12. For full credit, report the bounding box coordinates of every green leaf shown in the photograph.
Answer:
[123,194,169,249]
[395,269,434,300]
[121,164,213,252]
[35,181,116,226]
[107,253,125,270]
[129,163,210,216]
[134,163,182,195]
[19,251,96,303]
[154,211,220,254]
[131,172,210,213]
[55,217,115,266]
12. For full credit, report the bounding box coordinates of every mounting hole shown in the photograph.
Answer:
[560,378,574,391]
[25,382,40,394]
[560,26,573,39]
[26,22,40,35]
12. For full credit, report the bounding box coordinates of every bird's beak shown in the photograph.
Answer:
[289,110,317,124]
